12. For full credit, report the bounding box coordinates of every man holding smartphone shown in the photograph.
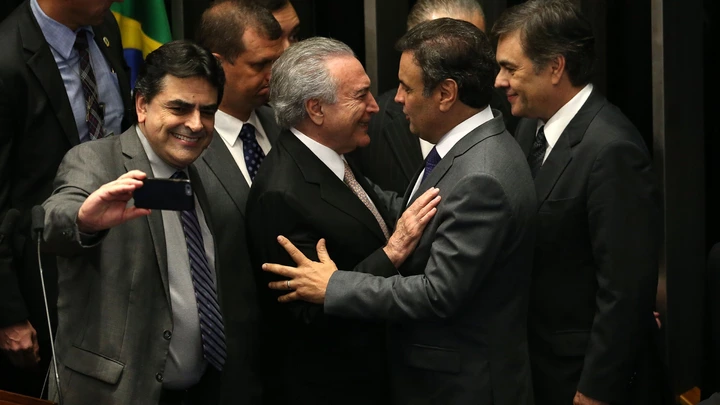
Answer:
[41,40,260,405]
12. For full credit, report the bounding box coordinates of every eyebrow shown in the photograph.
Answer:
[165,99,218,112]
[497,60,517,69]
[353,86,371,97]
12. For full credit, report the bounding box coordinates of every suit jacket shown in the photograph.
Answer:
[514,89,662,405]
[42,128,257,405]
[325,112,537,405]
[346,88,518,194]
[0,2,132,390]
[246,130,396,404]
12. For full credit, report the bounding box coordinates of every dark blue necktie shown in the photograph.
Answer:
[171,171,227,371]
[239,123,265,181]
[421,146,442,183]
[528,125,548,179]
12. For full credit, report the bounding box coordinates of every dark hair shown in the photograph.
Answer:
[248,0,290,12]
[407,0,484,30]
[196,0,282,62]
[491,0,595,86]
[396,18,496,109]
[134,40,226,107]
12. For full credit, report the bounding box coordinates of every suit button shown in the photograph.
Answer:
[156,373,163,383]
[163,330,172,340]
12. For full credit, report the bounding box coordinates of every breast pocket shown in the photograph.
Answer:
[538,196,587,245]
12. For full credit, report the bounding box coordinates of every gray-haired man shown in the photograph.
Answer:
[246,37,439,405]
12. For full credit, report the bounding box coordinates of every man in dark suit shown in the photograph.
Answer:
[246,36,433,405]
[0,0,131,396]
[196,1,283,193]
[262,19,537,405]
[42,40,255,405]
[492,1,662,404]
[346,0,516,194]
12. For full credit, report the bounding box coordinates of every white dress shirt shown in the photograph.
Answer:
[409,106,495,201]
[290,127,382,212]
[537,83,593,163]
[136,126,216,389]
[214,109,272,185]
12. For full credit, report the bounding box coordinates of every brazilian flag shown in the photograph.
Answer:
[111,0,172,87]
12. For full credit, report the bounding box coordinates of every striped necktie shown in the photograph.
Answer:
[171,171,227,371]
[74,30,105,140]
[527,125,548,179]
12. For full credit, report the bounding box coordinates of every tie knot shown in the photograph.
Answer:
[171,171,188,180]
[536,125,547,143]
[74,30,89,50]
[426,147,441,167]
[239,123,256,142]
[342,160,354,182]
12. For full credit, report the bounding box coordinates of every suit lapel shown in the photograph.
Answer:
[256,105,281,145]
[534,89,607,203]
[19,3,79,146]
[92,13,132,131]
[281,132,387,242]
[201,133,250,216]
[407,111,506,206]
[121,129,171,306]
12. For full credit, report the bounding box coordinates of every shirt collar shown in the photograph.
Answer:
[31,0,94,60]
[290,127,346,181]
[537,83,594,147]
[214,109,266,146]
[434,105,494,158]
[135,125,186,179]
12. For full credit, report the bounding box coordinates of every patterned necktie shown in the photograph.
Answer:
[527,125,548,179]
[171,172,227,371]
[421,146,442,183]
[238,123,265,181]
[343,160,390,240]
[74,30,105,141]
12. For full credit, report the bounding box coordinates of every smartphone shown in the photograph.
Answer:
[133,178,194,211]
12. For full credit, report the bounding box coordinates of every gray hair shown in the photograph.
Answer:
[407,0,485,30]
[270,37,355,129]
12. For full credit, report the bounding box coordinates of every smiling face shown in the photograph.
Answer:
[136,75,218,169]
[217,27,284,121]
[318,56,379,154]
[395,51,442,143]
[495,30,554,120]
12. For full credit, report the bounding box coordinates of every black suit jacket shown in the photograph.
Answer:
[347,88,518,194]
[0,1,131,393]
[246,131,396,405]
[515,89,661,405]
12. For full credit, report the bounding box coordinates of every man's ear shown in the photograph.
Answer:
[135,94,148,124]
[305,98,324,125]
[550,55,566,85]
[437,79,458,113]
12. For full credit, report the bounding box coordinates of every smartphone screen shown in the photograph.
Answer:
[133,178,194,211]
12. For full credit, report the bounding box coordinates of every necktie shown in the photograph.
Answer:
[343,160,390,240]
[421,146,442,183]
[171,172,227,371]
[74,30,105,141]
[239,123,265,181]
[527,125,548,179]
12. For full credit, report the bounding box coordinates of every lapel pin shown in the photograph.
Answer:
[103,37,110,47]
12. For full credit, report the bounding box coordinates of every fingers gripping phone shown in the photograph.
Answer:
[133,178,194,211]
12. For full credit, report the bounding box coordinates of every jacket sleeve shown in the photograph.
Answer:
[325,173,513,321]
